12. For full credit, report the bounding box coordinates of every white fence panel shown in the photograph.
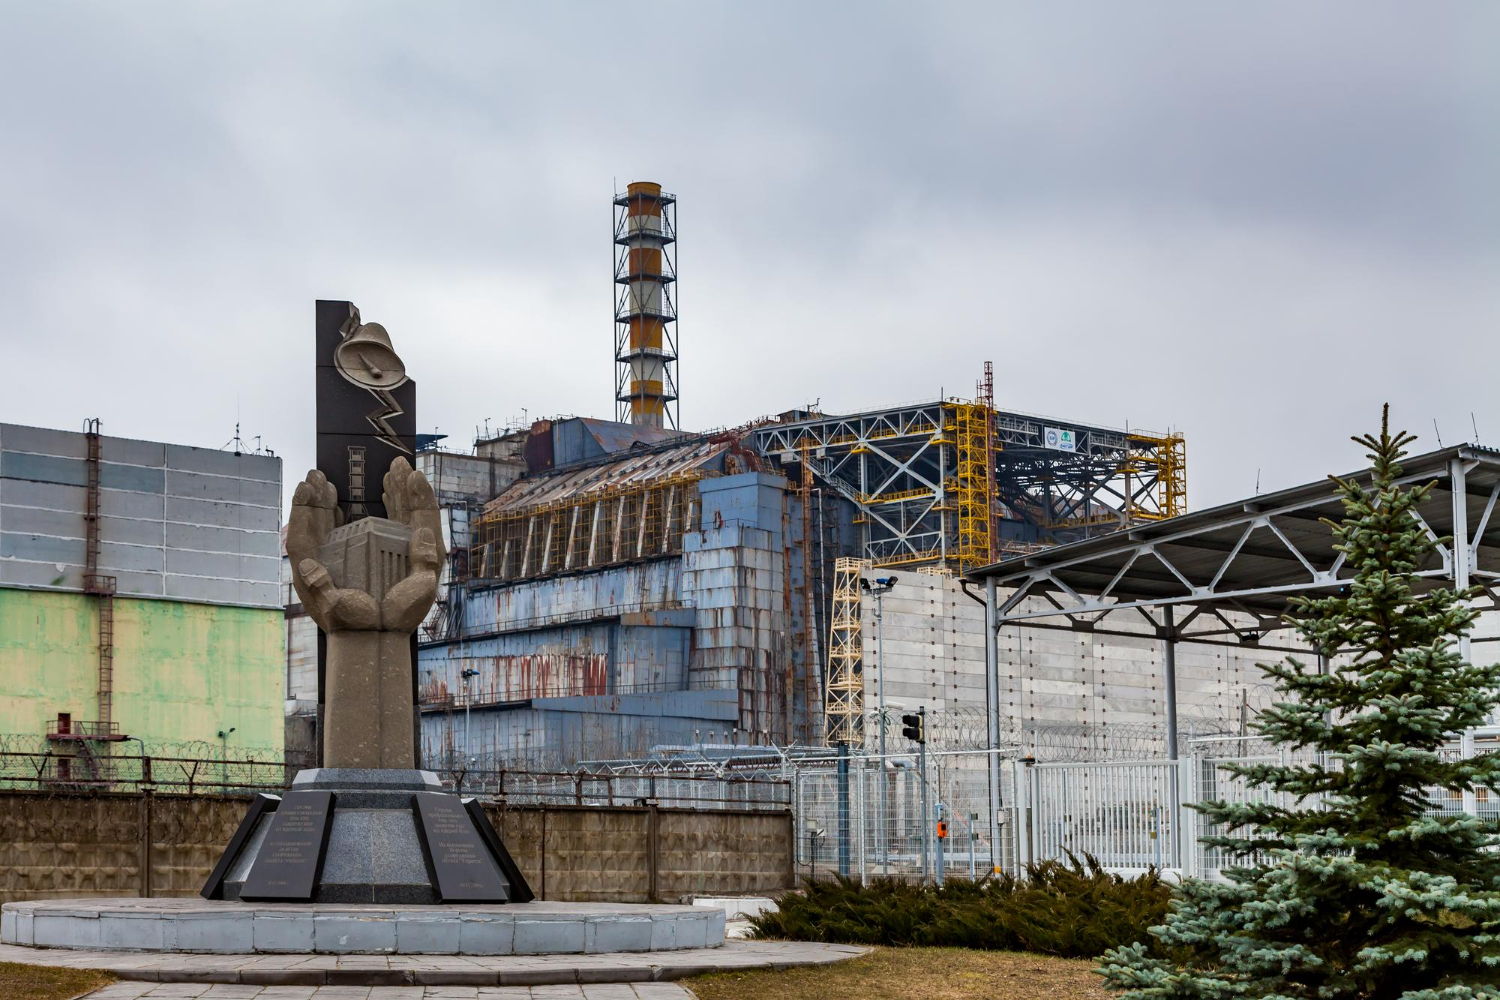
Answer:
[1027,759,1184,872]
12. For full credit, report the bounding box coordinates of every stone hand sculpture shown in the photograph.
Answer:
[287,457,445,768]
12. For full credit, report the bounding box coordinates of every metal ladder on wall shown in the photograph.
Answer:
[82,419,118,783]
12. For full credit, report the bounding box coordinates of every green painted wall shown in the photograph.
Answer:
[0,588,284,754]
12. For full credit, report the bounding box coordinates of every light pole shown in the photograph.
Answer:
[216,727,235,790]
[461,667,480,768]
[861,574,897,874]
[806,821,825,881]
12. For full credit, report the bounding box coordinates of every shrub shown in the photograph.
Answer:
[751,854,1170,958]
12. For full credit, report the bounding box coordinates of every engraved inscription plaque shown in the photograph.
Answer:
[239,790,335,901]
[412,792,509,903]
[200,792,279,900]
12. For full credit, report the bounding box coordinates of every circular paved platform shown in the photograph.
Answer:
[1,898,725,956]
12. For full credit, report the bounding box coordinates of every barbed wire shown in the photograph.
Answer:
[0,733,294,762]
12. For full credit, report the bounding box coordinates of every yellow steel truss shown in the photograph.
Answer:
[824,557,866,745]
[1123,432,1187,521]
[953,401,994,571]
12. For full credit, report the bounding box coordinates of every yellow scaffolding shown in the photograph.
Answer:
[824,557,865,745]
[871,546,945,569]
[953,401,994,572]
[1122,432,1187,521]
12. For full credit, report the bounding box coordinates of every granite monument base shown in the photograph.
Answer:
[202,768,532,905]
[0,898,728,955]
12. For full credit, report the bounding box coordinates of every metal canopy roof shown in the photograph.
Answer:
[965,444,1500,637]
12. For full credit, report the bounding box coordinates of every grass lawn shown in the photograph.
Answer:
[686,946,1112,1000]
[0,962,115,1000]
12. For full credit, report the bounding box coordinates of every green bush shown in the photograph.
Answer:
[751,854,1169,959]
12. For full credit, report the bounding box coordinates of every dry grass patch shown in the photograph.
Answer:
[0,962,115,1000]
[686,946,1110,1000]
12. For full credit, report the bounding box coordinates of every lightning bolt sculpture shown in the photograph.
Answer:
[366,388,410,454]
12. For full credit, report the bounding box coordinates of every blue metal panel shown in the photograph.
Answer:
[418,620,693,702]
[458,562,683,633]
[531,689,738,720]
[618,608,696,628]
[0,452,166,494]
[697,472,788,537]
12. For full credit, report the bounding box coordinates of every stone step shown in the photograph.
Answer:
[0,939,866,987]
[84,984,696,999]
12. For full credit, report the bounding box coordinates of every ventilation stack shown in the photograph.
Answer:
[614,182,678,429]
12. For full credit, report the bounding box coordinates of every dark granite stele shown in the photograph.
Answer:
[201,768,533,905]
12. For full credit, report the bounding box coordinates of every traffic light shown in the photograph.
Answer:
[901,709,925,744]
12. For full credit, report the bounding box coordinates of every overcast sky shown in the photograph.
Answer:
[2,3,1496,512]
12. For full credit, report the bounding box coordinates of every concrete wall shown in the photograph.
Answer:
[0,792,249,902]
[0,589,285,751]
[0,423,282,608]
[859,571,1310,755]
[486,804,793,903]
[0,791,793,905]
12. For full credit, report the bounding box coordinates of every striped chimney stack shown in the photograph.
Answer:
[613,182,678,429]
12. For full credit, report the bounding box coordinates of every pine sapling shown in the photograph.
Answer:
[1099,408,1500,999]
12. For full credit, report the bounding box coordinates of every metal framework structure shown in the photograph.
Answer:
[469,471,708,584]
[1124,430,1187,520]
[825,557,866,743]
[614,182,679,429]
[753,399,1185,570]
[966,443,1500,874]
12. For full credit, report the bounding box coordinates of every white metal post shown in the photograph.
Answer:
[1453,459,1479,814]
[876,589,888,875]
[912,710,924,881]
[1023,759,1037,871]
[985,576,1002,873]
[1178,755,1198,878]
[1162,605,1181,867]
[856,752,868,884]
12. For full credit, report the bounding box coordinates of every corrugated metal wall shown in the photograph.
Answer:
[862,573,1300,755]
[419,472,801,764]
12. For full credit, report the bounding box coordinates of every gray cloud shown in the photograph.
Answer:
[2,2,1496,511]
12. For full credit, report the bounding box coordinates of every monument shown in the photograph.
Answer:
[0,301,731,966]
[199,305,533,905]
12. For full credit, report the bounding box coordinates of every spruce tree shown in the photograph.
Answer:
[1099,408,1500,999]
